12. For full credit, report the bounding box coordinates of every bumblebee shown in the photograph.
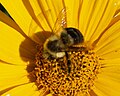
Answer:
[43,8,84,59]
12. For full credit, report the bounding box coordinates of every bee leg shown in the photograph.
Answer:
[65,52,71,74]
[67,60,71,74]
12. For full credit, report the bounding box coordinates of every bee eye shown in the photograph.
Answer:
[65,28,84,44]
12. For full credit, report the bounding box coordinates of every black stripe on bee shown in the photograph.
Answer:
[65,27,84,44]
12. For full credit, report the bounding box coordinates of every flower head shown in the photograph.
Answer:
[0,0,120,96]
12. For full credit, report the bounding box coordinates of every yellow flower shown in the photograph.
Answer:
[0,0,120,96]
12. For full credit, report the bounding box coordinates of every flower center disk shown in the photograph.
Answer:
[32,45,101,96]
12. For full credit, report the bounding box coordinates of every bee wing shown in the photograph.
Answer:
[52,8,67,36]
[28,10,51,43]
[28,10,51,36]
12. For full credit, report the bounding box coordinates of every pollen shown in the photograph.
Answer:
[30,45,101,96]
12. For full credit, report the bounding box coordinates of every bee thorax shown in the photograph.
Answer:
[61,31,74,46]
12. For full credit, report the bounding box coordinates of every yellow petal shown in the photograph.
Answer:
[35,0,66,31]
[101,58,120,66]
[64,0,82,28]
[0,0,32,35]
[115,0,120,16]
[92,86,109,96]
[79,0,97,35]
[0,11,28,39]
[1,83,39,96]
[0,62,27,78]
[97,39,120,59]
[0,62,30,91]
[0,21,35,65]
[0,1,48,43]
[79,0,118,42]
[93,57,120,95]
[94,19,120,59]
[23,0,68,43]
[117,0,120,10]
[0,10,36,45]
[89,90,97,96]
[92,14,120,48]
[27,0,65,32]
[100,59,120,82]
[95,16,120,49]
[93,73,120,96]
[37,0,54,31]
[29,0,42,16]
[21,0,45,32]
[88,0,118,42]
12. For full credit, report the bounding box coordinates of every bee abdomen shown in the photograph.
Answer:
[65,28,84,44]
